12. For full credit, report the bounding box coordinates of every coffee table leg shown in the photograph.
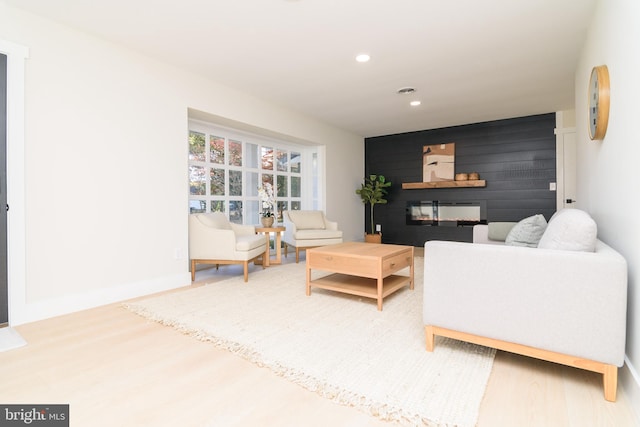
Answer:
[377,277,383,311]
[410,247,415,290]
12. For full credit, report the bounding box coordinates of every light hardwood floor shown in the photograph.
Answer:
[1,250,638,427]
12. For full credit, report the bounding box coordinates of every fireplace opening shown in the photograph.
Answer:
[406,200,486,226]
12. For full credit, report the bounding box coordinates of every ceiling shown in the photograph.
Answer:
[8,0,597,138]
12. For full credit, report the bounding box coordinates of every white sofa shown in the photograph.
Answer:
[189,213,266,282]
[423,209,628,401]
[282,210,343,263]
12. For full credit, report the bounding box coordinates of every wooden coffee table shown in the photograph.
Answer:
[306,242,414,311]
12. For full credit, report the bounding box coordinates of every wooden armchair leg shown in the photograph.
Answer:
[295,248,300,263]
[243,261,249,282]
[191,260,196,282]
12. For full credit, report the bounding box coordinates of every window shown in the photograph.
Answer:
[188,121,315,224]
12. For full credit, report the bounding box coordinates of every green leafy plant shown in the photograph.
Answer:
[356,174,391,235]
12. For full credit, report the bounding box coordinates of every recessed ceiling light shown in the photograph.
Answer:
[355,54,370,63]
[410,100,421,106]
[397,87,416,95]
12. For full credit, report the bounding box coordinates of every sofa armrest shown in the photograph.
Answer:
[473,223,516,244]
[423,240,627,366]
[189,226,238,259]
[472,224,492,244]
[325,219,338,230]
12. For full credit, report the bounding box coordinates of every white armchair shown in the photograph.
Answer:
[282,210,343,263]
[189,213,266,282]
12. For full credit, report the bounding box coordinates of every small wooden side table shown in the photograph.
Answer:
[255,226,286,267]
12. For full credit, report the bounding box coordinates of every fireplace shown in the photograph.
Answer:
[406,200,486,226]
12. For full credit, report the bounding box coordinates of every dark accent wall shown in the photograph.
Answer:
[364,113,557,246]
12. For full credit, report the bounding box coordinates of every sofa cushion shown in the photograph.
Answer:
[288,210,326,230]
[505,214,547,247]
[196,212,232,230]
[488,222,517,241]
[537,209,597,252]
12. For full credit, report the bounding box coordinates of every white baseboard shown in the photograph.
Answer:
[12,273,192,326]
[0,327,27,352]
[621,356,640,422]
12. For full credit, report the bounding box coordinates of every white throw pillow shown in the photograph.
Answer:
[504,214,547,247]
[537,209,597,252]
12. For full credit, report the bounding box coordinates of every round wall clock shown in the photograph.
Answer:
[588,65,610,140]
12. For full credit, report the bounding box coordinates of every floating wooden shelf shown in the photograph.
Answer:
[402,180,486,189]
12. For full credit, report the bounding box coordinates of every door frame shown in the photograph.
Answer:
[555,111,577,210]
[0,40,28,326]
[1,52,7,326]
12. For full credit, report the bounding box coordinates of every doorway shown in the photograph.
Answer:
[555,111,577,210]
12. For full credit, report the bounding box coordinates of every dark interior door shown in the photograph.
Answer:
[0,53,8,326]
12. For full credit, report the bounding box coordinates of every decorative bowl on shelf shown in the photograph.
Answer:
[468,172,479,180]
[454,173,468,181]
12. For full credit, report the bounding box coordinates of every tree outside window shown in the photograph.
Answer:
[188,126,306,223]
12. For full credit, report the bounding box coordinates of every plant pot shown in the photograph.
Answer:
[261,217,275,227]
[364,233,382,244]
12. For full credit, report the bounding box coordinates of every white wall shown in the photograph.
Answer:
[575,0,640,407]
[0,2,364,324]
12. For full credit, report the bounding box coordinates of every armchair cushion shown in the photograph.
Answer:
[287,210,326,230]
[294,229,343,240]
[197,212,232,229]
[236,235,267,251]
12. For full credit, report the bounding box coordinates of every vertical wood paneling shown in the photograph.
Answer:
[364,113,556,245]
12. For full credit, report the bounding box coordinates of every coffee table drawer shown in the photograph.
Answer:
[307,252,378,277]
[382,251,412,276]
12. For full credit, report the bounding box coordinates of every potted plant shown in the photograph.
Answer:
[356,174,391,243]
[258,182,276,227]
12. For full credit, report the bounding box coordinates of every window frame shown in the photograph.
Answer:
[188,120,320,224]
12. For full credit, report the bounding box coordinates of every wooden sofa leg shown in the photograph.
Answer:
[295,248,300,263]
[191,260,196,282]
[425,325,435,352]
[243,261,249,283]
[603,364,618,402]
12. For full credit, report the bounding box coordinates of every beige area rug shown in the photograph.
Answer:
[124,258,495,427]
